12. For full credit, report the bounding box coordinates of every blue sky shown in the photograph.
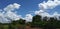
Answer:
[0,0,48,17]
[0,0,60,23]
[0,0,60,17]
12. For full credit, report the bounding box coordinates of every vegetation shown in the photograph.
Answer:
[0,15,60,29]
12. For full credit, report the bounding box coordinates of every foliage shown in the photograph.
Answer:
[0,15,60,29]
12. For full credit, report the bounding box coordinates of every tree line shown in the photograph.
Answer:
[0,15,60,29]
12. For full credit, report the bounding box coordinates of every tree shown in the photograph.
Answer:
[47,17,57,29]
[18,19,26,25]
[31,15,43,27]
[32,15,42,22]
[43,16,48,21]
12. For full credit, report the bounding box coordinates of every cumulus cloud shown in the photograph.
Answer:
[5,11,20,21]
[0,3,21,23]
[35,10,50,17]
[4,3,21,11]
[35,0,60,20]
[39,0,60,10]
[24,14,33,22]
[35,10,44,15]
[53,12,60,20]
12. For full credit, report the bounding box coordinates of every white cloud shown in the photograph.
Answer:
[53,12,60,20]
[0,12,10,23]
[35,0,60,20]
[0,3,21,23]
[5,11,20,21]
[35,10,50,17]
[4,3,21,11]
[24,14,33,22]
[39,0,60,10]
[35,10,44,15]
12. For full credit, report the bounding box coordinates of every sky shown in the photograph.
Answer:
[0,0,48,16]
[0,0,60,23]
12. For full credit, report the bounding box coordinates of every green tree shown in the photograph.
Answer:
[18,19,26,25]
[32,15,42,22]
[46,17,57,29]
[31,15,43,27]
[43,16,48,21]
